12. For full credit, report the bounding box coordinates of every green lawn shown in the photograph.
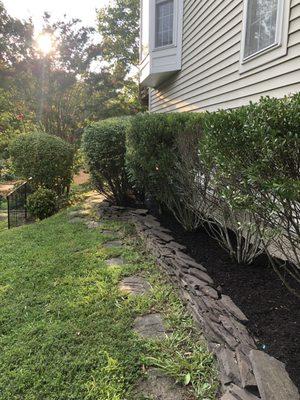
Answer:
[0,197,217,399]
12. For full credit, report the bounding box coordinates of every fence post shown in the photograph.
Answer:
[24,182,27,221]
[7,194,10,229]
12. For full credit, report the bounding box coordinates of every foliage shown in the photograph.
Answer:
[97,0,140,73]
[0,197,217,399]
[96,0,145,120]
[125,94,300,289]
[126,112,203,230]
[10,132,74,195]
[27,187,58,220]
[0,2,34,66]
[0,88,37,159]
[0,1,144,153]
[201,93,300,288]
[83,118,132,204]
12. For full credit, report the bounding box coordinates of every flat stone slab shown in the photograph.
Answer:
[69,210,90,218]
[103,240,123,248]
[69,217,85,224]
[133,313,166,339]
[222,384,260,400]
[85,220,105,229]
[106,257,124,266]
[119,276,151,295]
[134,368,190,400]
[221,295,248,323]
[100,230,114,235]
[250,350,299,400]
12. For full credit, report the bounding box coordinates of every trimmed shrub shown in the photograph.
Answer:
[126,112,203,231]
[10,133,74,195]
[126,94,300,286]
[82,94,299,291]
[82,118,131,205]
[27,188,58,220]
[201,94,300,286]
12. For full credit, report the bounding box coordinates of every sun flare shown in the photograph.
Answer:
[36,33,54,55]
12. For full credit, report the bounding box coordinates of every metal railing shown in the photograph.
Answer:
[7,179,34,229]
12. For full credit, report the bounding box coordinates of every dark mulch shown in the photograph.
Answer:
[157,211,300,390]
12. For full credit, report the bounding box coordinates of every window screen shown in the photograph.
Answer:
[244,0,279,58]
[155,0,174,48]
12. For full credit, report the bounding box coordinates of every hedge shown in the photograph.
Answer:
[82,93,300,290]
[82,118,131,205]
[126,112,204,230]
[10,132,74,195]
[201,94,300,287]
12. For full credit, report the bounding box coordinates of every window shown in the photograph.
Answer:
[140,0,184,87]
[155,0,174,48]
[243,0,281,59]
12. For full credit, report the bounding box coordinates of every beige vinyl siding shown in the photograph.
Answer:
[150,0,300,113]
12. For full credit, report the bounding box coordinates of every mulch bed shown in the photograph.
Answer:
[156,211,300,391]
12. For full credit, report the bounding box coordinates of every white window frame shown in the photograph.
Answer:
[150,0,180,52]
[240,0,291,74]
[139,0,184,88]
[154,0,175,49]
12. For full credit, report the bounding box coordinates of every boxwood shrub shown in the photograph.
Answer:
[126,112,204,230]
[27,188,58,220]
[82,93,299,289]
[10,132,74,195]
[201,93,300,285]
[82,118,132,205]
[125,94,300,287]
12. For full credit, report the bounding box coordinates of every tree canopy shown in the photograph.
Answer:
[0,0,143,169]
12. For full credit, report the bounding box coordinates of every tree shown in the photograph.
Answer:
[98,0,140,75]
[96,0,146,118]
[0,1,144,152]
[0,1,34,67]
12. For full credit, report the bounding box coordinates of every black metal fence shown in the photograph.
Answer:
[7,179,34,229]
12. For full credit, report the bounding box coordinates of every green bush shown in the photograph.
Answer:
[27,188,58,220]
[126,112,204,230]
[126,94,300,283]
[82,94,299,289]
[10,132,74,195]
[201,94,300,282]
[82,118,131,205]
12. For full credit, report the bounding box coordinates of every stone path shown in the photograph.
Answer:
[134,369,191,400]
[67,193,198,400]
[133,313,166,339]
[93,192,300,399]
[106,257,124,266]
[119,276,151,295]
[103,240,123,248]
[85,220,105,229]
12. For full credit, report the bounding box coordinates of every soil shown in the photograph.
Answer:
[156,211,300,390]
[73,171,90,185]
[0,181,17,196]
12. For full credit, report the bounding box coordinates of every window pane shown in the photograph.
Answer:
[244,0,279,58]
[155,0,174,48]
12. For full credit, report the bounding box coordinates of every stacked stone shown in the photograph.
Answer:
[98,202,299,400]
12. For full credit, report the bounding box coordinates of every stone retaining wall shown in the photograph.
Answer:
[98,202,299,400]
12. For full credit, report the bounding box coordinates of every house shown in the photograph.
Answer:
[139,0,300,112]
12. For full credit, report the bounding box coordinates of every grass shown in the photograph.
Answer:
[0,194,217,399]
